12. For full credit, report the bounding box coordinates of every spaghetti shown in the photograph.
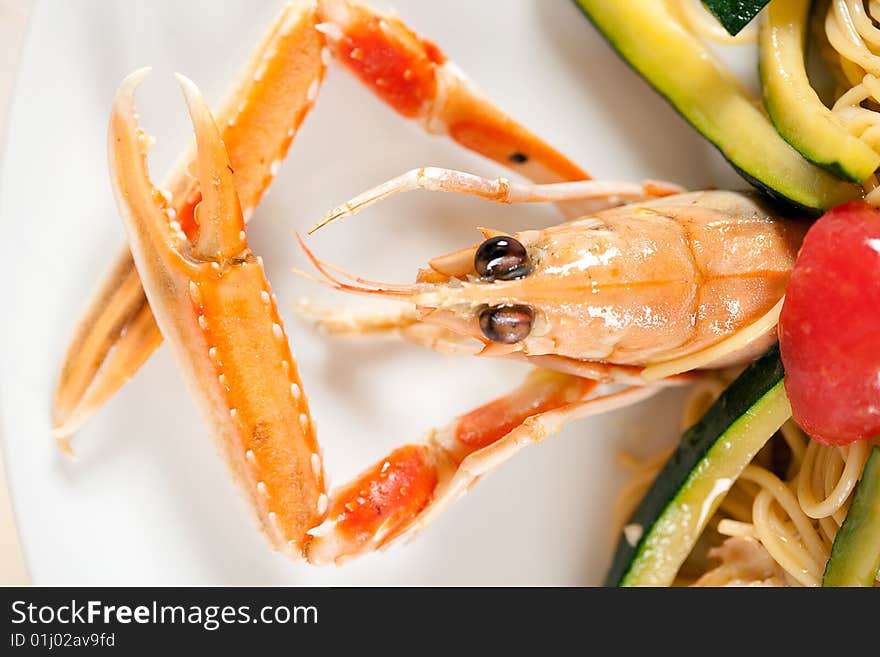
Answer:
[619,378,877,586]
[825,0,880,200]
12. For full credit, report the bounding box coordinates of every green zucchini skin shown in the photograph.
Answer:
[572,0,861,214]
[823,446,880,587]
[605,346,788,587]
[703,0,770,36]
[760,0,879,182]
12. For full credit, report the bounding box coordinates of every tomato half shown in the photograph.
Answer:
[779,201,880,445]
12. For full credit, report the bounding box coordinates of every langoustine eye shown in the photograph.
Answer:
[474,236,531,280]
[479,304,534,344]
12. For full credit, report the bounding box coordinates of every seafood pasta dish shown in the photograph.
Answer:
[49,0,880,585]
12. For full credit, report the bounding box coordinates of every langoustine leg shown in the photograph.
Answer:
[315,0,589,186]
[110,70,326,555]
[111,72,661,563]
[52,0,590,443]
[53,1,327,443]
[312,167,683,232]
[305,372,664,564]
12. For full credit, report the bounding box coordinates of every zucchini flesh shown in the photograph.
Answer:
[760,0,879,182]
[823,446,880,587]
[606,346,791,587]
[572,0,861,213]
[703,0,770,36]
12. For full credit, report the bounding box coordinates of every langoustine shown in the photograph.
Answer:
[77,0,808,565]
[108,67,804,563]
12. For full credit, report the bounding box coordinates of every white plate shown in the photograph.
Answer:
[0,0,746,584]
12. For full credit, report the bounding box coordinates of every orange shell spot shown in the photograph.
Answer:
[330,445,437,545]
[337,16,438,118]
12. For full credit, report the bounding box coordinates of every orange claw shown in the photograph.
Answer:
[319,0,589,185]
[304,371,607,564]
[313,445,442,554]
[53,1,326,441]
[109,71,325,554]
[321,0,445,119]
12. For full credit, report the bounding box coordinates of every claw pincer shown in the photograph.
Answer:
[109,71,325,555]
[54,1,326,440]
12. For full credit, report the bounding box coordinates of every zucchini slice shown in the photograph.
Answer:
[823,446,880,587]
[573,0,861,213]
[760,0,879,182]
[606,346,791,587]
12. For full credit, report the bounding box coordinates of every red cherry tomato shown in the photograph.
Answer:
[779,201,880,445]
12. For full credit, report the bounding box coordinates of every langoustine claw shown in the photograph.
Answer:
[54,1,326,443]
[109,70,325,555]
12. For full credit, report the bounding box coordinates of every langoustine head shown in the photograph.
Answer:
[301,191,807,369]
